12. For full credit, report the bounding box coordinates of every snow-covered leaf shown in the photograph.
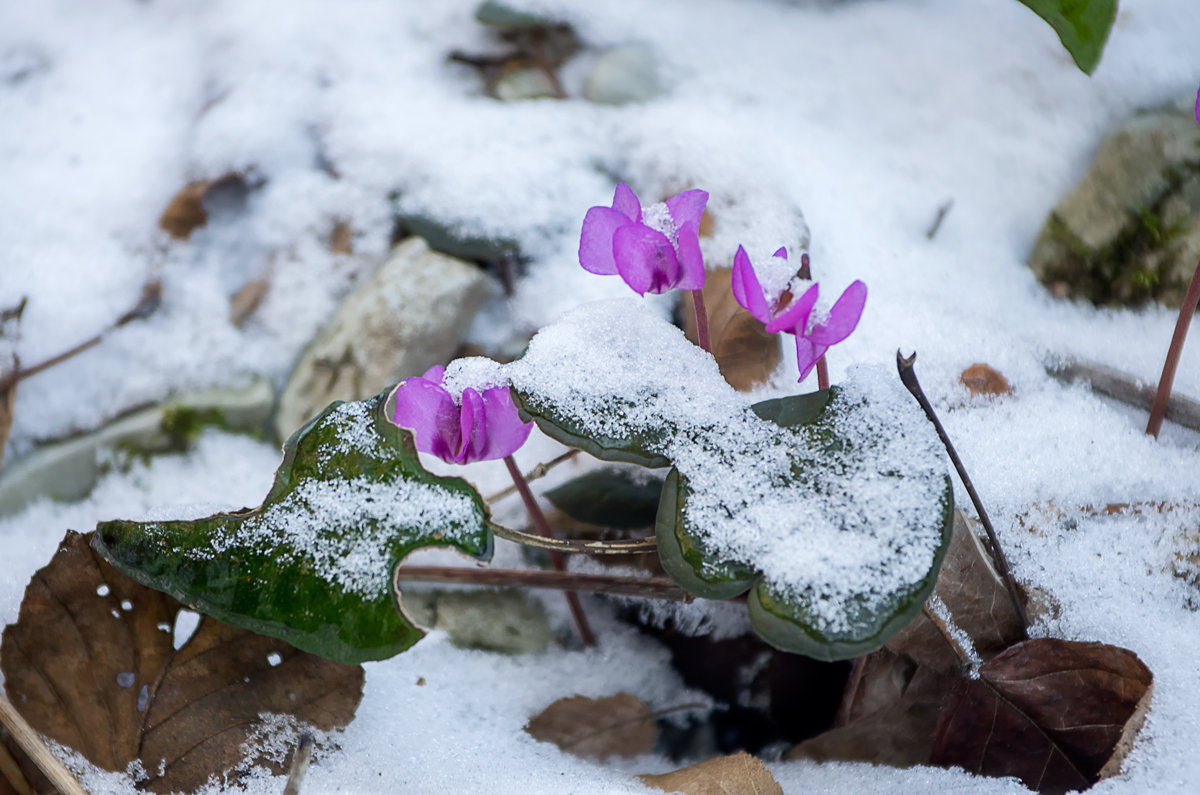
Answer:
[92,388,493,664]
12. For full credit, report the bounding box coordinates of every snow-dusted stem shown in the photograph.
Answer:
[396,567,692,601]
[690,289,711,354]
[503,455,596,646]
[921,601,980,676]
[897,351,1029,635]
[491,523,659,555]
[1147,258,1200,438]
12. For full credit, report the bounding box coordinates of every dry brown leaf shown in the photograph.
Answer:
[960,363,1012,397]
[0,531,364,794]
[640,751,782,795]
[229,279,270,328]
[0,731,46,795]
[886,510,1026,672]
[525,693,657,760]
[158,173,245,240]
[931,638,1153,794]
[683,267,780,391]
[0,363,15,470]
[329,219,353,254]
[787,649,952,767]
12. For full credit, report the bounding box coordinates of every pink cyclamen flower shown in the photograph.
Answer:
[579,183,708,295]
[731,245,867,382]
[391,366,532,465]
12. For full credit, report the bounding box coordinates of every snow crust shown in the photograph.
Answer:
[3,0,1200,792]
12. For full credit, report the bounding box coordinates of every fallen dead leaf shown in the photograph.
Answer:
[886,510,1026,672]
[329,219,353,254]
[931,638,1153,794]
[683,267,781,391]
[159,173,245,240]
[787,649,952,767]
[960,363,1012,397]
[0,359,15,470]
[0,730,46,795]
[525,693,657,760]
[229,279,270,328]
[640,751,782,795]
[0,531,364,794]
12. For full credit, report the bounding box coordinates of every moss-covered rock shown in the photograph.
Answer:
[1029,96,1200,307]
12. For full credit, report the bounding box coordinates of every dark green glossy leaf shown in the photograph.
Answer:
[749,389,831,427]
[655,469,756,600]
[512,389,671,468]
[92,388,493,665]
[544,468,664,529]
[1017,0,1118,75]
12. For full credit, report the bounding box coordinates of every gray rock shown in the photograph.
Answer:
[1029,96,1200,307]
[492,65,560,102]
[584,45,660,106]
[392,214,518,263]
[475,0,553,30]
[0,378,274,518]
[274,237,494,440]
[400,588,552,654]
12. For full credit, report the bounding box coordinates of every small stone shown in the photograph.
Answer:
[474,0,553,29]
[400,589,552,655]
[1029,96,1200,307]
[584,45,660,106]
[960,363,1012,397]
[274,237,493,440]
[0,378,274,518]
[492,64,559,101]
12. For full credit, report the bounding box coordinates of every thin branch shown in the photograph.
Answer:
[484,449,579,503]
[504,455,596,646]
[897,350,1029,634]
[690,289,711,354]
[0,693,88,795]
[1147,257,1200,438]
[491,522,659,555]
[1046,358,1200,433]
[396,566,692,601]
[925,199,953,240]
[281,733,313,795]
[816,357,830,391]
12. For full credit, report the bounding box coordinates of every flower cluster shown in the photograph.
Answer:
[579,183,866,382]
[391,366,531,465]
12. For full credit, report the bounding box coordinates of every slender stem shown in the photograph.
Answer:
[816,357,830,390]
[396,566,692,601]
[1047,357,1200,432]
[1147,258,1200,438]
[897,351,1029,635]
[921,603,979,676]
[491,522,659,555]
[0,693,88,795]
[0,336,101,393]
[503,455,596,646]
[690,289,711,354]
[282,734,314,795]
[484,449,579,504]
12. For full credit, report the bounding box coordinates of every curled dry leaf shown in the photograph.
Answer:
[329,219,353,254]
[229,279,270,328]
[886,510,1026,672]
[931,637,1153,794]
[158,173,246,240]
[640,751,782,795]
[960,363,1012,397]
[683,267,781,391]
[0,531,364,794]
[525,693,657,760]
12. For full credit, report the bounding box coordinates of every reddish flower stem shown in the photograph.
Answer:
[816,358,830,391]
[1147,258,1200,438]
[503,455,596,646]
[690,289,711,354]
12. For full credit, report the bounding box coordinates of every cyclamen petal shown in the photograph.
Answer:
[665,189,709,230]
[732,246,771,323]
[765,282,819,335]
[392,373,460,462]
[672,221,706,291]
[613,223,681,295]
[806,280,868,345]
[579,206,630,275]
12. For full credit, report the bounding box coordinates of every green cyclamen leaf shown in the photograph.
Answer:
[1017,0,1118,75]
[512,389,672,468]
[92,389,493,664]
[544,468,665,529]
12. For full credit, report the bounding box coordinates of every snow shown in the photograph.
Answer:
[2,0,1200,793]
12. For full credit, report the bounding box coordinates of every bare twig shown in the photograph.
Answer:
[1046,358,1200,433]
[485,449,579,503]
[281,733,313,795]
[1147,258,1200,438]
[897,350,1029,634]
[925,199,954,240]
[396,567,692,601]
[504,455,596,646]
[491,522,658,555]
[0,693,88,795]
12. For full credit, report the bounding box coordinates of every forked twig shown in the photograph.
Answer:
[897,351,1029,634]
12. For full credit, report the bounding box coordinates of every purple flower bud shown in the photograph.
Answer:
[579,183,708,295]
[391,366,532,465]
[731,245,867,382]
